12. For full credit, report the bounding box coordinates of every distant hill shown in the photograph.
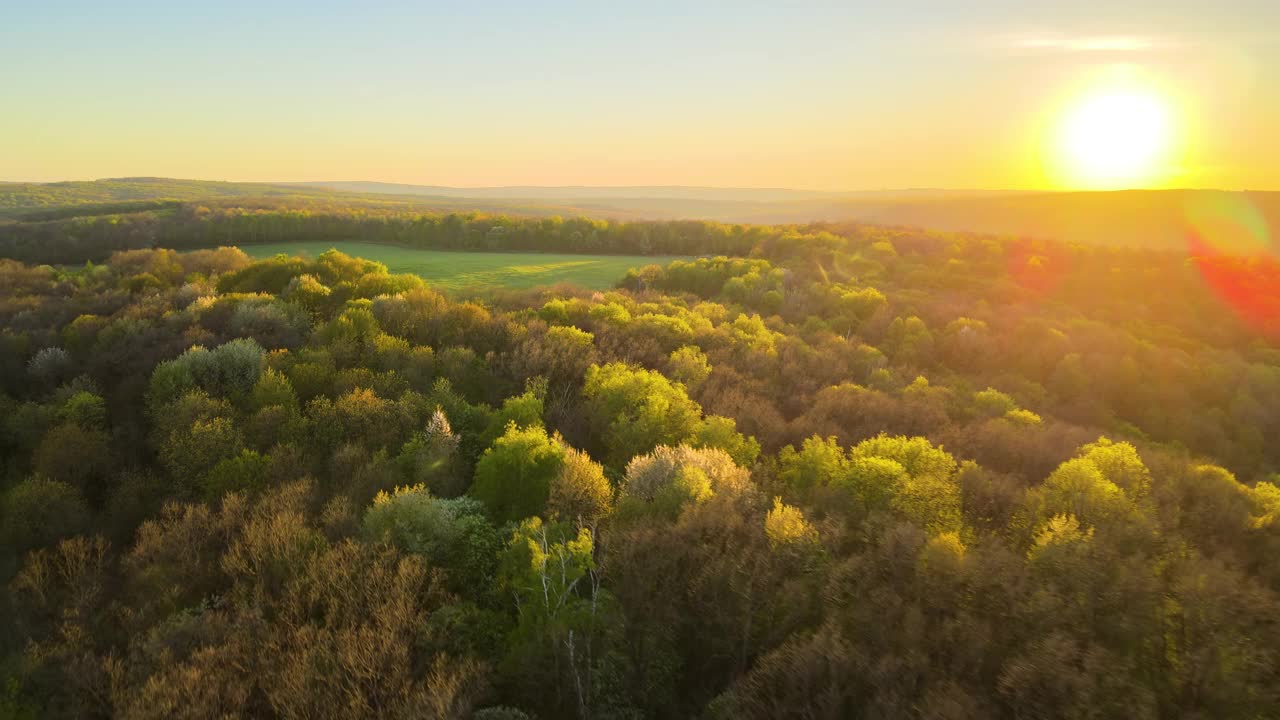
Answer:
[0,178,637,222]
[685,190,1279,252]
[2,177,1276,252]
[291,181,832,202]
[0,177,327,213]
[284,182,1280,251]
[296,180,1025,203]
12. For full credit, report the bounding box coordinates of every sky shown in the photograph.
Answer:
[2,0,1278,190]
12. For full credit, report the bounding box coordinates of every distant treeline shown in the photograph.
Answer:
[0,203,780,263]
[2,199,186,222]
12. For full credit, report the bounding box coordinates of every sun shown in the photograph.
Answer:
[1050,75,1177,189]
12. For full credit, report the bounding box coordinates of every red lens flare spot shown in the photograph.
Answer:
[1007,238,1072,295]
[1185,195,1279,339]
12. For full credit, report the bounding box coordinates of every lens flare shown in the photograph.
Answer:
[1007,238,1071,296]
[1185,193,1273,256]
[1186,194,1280,338]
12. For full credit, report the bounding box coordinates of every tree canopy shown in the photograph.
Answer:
[1,210,1279,719]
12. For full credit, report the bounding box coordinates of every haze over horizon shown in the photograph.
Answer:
[4,178,1275,196]
[4,1,1278,191]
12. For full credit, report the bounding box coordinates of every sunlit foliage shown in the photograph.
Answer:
[1,210,1279,720]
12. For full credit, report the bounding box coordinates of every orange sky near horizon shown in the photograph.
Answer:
[2,2,1277,191]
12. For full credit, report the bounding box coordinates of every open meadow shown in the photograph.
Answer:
[236,241,688,291]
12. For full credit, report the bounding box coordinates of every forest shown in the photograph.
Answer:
[6,179,1279,263]
[0,198,767,265]
[2,212,1280,719]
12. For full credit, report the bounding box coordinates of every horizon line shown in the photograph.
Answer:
[1,176,1275,194]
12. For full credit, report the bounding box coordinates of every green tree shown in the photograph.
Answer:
[764,497,818,548]
[1077,437,1151,497]
[59,391,107,430]
[397,408,465,497]
[1,477,90,556]
[692,415,761,468]
[851,435,962,534]
[363,484,501,594]
[202,449,269,500]
[471,424,566,523]
[666,345,712,389]
[159,416,244,488]
[619,444,749,520]
[498,517,607,719]
[1025,455,1143,539]
[777,436,847,494]
[516,325,597,386]
[548,446,614,527]
[884,315,935,366]
[249,367,298,412]
[33,422,113,497]
[973,387,1017,418]
[480,382,546,448]
[583,362,703,467]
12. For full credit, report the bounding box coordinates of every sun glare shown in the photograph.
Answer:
[1050,72,1178,190]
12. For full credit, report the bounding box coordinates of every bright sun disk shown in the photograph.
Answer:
[1054,81,1175,189]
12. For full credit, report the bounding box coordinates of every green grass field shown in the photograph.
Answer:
[236,241,685,291]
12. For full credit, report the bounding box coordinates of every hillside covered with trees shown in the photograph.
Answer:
[2,218,1280,718]
[4,178,1278,258]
